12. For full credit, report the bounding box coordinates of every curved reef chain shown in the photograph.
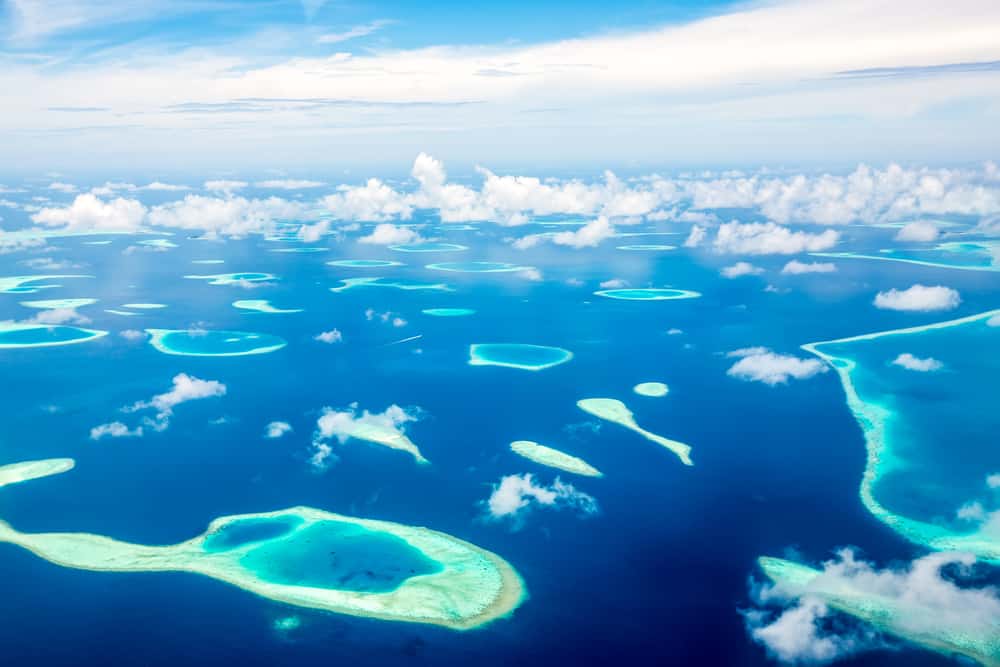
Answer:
[577,398,692,466]
[758,556,1000,667]
[0,459,524,630]
[802,309,1000,561]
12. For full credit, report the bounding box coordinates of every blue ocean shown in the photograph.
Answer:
[1,217,997,667]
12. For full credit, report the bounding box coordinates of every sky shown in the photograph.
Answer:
[2,0,1000,173]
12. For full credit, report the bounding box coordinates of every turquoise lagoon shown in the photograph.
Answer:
[425,262,532,273]
[803,310,1000,559]
[389,242,468,253]
[594,288,701,301]
[146,329,287,356]
[326,259,403,268]
[0,323,108,349]
[422,308,476,317]
[468,344,573,371]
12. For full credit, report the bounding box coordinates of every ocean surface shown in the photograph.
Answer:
[1,217,998,666]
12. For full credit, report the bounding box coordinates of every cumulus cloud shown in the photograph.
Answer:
[721,261,764,278]
[0,234,46,254]
[358,223,421,245]
[314,329,343,344]
[782,260,837,274]
[894,221,939,242]
[26,307,90,325]
[987,473,1000,489]
[89,421,143,440]
[20,257,80,270]
[684,224,707,248]
[91,373,226,438]
[985,314,1000,327]
[713,222,839,255]
[600,278,629,288]
[482,473,598,529]
[748,549,1000,665]
[873,284,960,312]
[119,329,146,341]
[310,403,419,469]
[148,194,304,238]
[514,216,614,249]
[32,193,146,232]
[321,178,413,222]
[265,421,292,439]
[891,353,943,372]
[727,348,827,385]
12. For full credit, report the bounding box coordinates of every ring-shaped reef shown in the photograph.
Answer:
[388,242,468,253]
[757,556,1000,667]
[594,288,701,301]
[0,460,525,630]
[326,259,404,268]
[633,382,669,397]
[802,309,1000,561]
[121,303,166,310]
[146,329,287,356]
[422,308,476,317]
[510,441,602,477]
[138,239,178,249]
[270,247,328,253]
[578,398,692,466]
[425,262,533,273]
[615,245,677,251]
[20,298,98,309]
[330,277,452,293]
[233,300,303,314]
[468,344,573,371]
[0,275,92,294]
[184,272,276,285]
[0,322,108,349]
[811,241,1000,273]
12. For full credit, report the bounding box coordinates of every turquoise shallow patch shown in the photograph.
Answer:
[594,288,701,301]
[388,242,468,253]
[422,308,475,317]
[239,520,443,593]
[203,516,304,552]
[469,343,573,371]
[146,329,287,356]
[425,261,531,273]
[0,325,107,348]
[326,259,403,268]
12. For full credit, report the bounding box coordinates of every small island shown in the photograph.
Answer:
[510,440,602,477]
[577,398,692,466]
[468,343,573,371]
[146,329,287,356]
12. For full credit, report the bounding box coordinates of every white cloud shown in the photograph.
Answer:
[713,222,839,255]
[517,267,543,281]
[20,257,79,270]
[204,180,247,192]
[600,278,629,288]
[895,221,940,242]
[314,329,343,344]
[47,182,77,193]
[957,501,986,522]
[310,403,420,469]
[721,261,764,278]
[96,373,227,436]
[482,473,598,528]
[750,549,1000,665]
[32,193,146,232]
[27,307,90,325]
[358,223,421,245]
[986,314,1000,327]
[321,179,413,222]
[255,179,325,190]
[265,421,293,439]
[727,348,827,385]
[873,284,960,312]
[0,234,46,254]
[141,181,190,191]
[684,224,707,248]
[987,473,1000,489]
[891,353,943,372]
[119,329,146,341]
[90,421,143,440]
[148,194,305,238]
[781,260,837,275]
[515,216,614,249]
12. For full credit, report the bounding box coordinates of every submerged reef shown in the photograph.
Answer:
[633,382,669,397]
[0,322,108,349]
[330,277,452,293]
[146,329,287,356]
[468,344,573,371]
[593,288,701,301]
[0,275,92,294]
[577,398,692,466]
[233,300,303,314]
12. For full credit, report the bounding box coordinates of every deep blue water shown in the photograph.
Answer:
[0,221,997,666]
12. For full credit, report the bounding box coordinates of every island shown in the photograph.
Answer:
[468,343,573,371]
[577,398,692,466]
[510,440,602,477]
[633,382,669,397]
[0,459,525,631]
